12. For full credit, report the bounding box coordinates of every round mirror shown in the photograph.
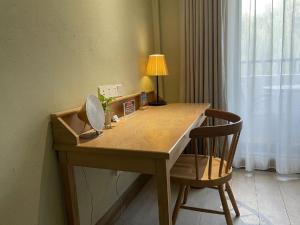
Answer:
[85,95,105,132]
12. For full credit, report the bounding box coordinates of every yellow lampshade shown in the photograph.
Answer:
[146,54,169,76]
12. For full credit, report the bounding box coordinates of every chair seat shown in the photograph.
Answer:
[171,154,232,187]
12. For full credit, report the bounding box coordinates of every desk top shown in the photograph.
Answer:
[52,103,209,159]
[79,103,209,157]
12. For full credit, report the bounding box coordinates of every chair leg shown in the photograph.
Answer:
[172,185,185,225]
[226,182,240,216]
[182,185,190,205]
[218,185,233,225]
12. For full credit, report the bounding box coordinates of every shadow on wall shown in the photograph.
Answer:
[38,121,66,225]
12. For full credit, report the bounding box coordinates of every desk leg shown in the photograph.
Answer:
[155,159,172,225]
[59,152,80,225]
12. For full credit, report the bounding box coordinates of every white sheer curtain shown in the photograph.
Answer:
[227,0,300,174]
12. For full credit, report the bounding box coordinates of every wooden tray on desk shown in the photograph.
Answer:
[51,91,155,146]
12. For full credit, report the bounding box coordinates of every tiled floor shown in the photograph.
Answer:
[115,169,300,225]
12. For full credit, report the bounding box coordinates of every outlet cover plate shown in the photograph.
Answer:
[98,84,122,98]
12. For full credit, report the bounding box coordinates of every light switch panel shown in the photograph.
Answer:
[98,84,122,98]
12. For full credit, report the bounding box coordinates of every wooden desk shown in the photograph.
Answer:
[52,103,210,225]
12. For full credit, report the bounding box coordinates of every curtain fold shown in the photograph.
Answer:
[181,0,227,110]
[227,0,300,174]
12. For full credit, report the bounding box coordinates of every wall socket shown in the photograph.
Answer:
[98,84,123,98]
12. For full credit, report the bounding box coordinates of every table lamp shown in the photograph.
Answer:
[146,54,169,106]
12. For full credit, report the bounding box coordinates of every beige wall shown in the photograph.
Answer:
[0,1,155,225]
[160,0,181,103]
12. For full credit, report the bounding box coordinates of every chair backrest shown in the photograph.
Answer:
[189,109,242,180]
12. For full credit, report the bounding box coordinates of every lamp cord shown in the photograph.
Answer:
[116,172,126,224]
[80,170,124,225]
[81,168,94,225]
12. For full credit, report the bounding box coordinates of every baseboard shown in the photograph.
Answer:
[96,174,151,225]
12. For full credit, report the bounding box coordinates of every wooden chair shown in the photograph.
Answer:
[170,109,242,225]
